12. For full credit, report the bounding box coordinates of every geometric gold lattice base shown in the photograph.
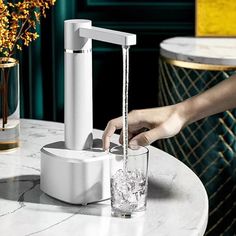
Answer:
[158,57,236,236]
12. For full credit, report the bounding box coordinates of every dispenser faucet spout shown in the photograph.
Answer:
[79,26,136,46]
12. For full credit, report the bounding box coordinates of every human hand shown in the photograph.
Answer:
[102,104,187,150]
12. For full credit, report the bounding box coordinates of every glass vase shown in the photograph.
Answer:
[0,57,20,151]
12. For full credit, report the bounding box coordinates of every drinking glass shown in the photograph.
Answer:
[109,145,149,217]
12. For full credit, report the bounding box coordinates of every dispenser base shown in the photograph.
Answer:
[40,141,111,204]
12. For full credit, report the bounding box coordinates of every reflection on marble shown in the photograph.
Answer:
[0,119,208,236]
[160,37,236,65]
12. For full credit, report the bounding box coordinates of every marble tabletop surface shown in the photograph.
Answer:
[0,119,208,236]
[160,37,236,65]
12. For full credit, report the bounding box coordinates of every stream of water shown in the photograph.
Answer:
[122,46,130,172]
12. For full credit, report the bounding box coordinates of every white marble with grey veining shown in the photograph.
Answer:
[160,37,236,65]
[0,119,208,236]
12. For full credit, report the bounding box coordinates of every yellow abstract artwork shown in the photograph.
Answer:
[196,0,236,36]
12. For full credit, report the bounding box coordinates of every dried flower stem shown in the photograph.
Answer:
[3,69,8,127]
[9,18,28,57]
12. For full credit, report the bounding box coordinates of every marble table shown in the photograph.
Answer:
[160,37,236,66]
[0,119,208,236]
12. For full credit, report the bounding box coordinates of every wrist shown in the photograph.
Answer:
[175,99,196,128]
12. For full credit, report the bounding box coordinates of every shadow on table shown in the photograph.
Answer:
[148,178,177,199]
[0,174,112,216]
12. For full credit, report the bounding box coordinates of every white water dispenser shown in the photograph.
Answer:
[40,19,136,204]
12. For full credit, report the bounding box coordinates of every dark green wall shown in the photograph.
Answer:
[20,0,195,130]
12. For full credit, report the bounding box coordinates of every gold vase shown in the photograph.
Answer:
[0,57,20,151]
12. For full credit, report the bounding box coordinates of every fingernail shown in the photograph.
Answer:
[129,140,139,150]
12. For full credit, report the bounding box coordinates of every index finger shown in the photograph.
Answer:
[102,117,122,150]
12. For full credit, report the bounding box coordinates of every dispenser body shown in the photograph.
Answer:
[40,142,110,204]
[64,52,93,150]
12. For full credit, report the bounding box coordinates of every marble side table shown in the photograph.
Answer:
[159,37,236,236]
[0,119,208,236]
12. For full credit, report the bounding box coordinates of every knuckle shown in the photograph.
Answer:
[108,119,115,127]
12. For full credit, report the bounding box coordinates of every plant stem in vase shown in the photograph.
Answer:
[2,67,9,129]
